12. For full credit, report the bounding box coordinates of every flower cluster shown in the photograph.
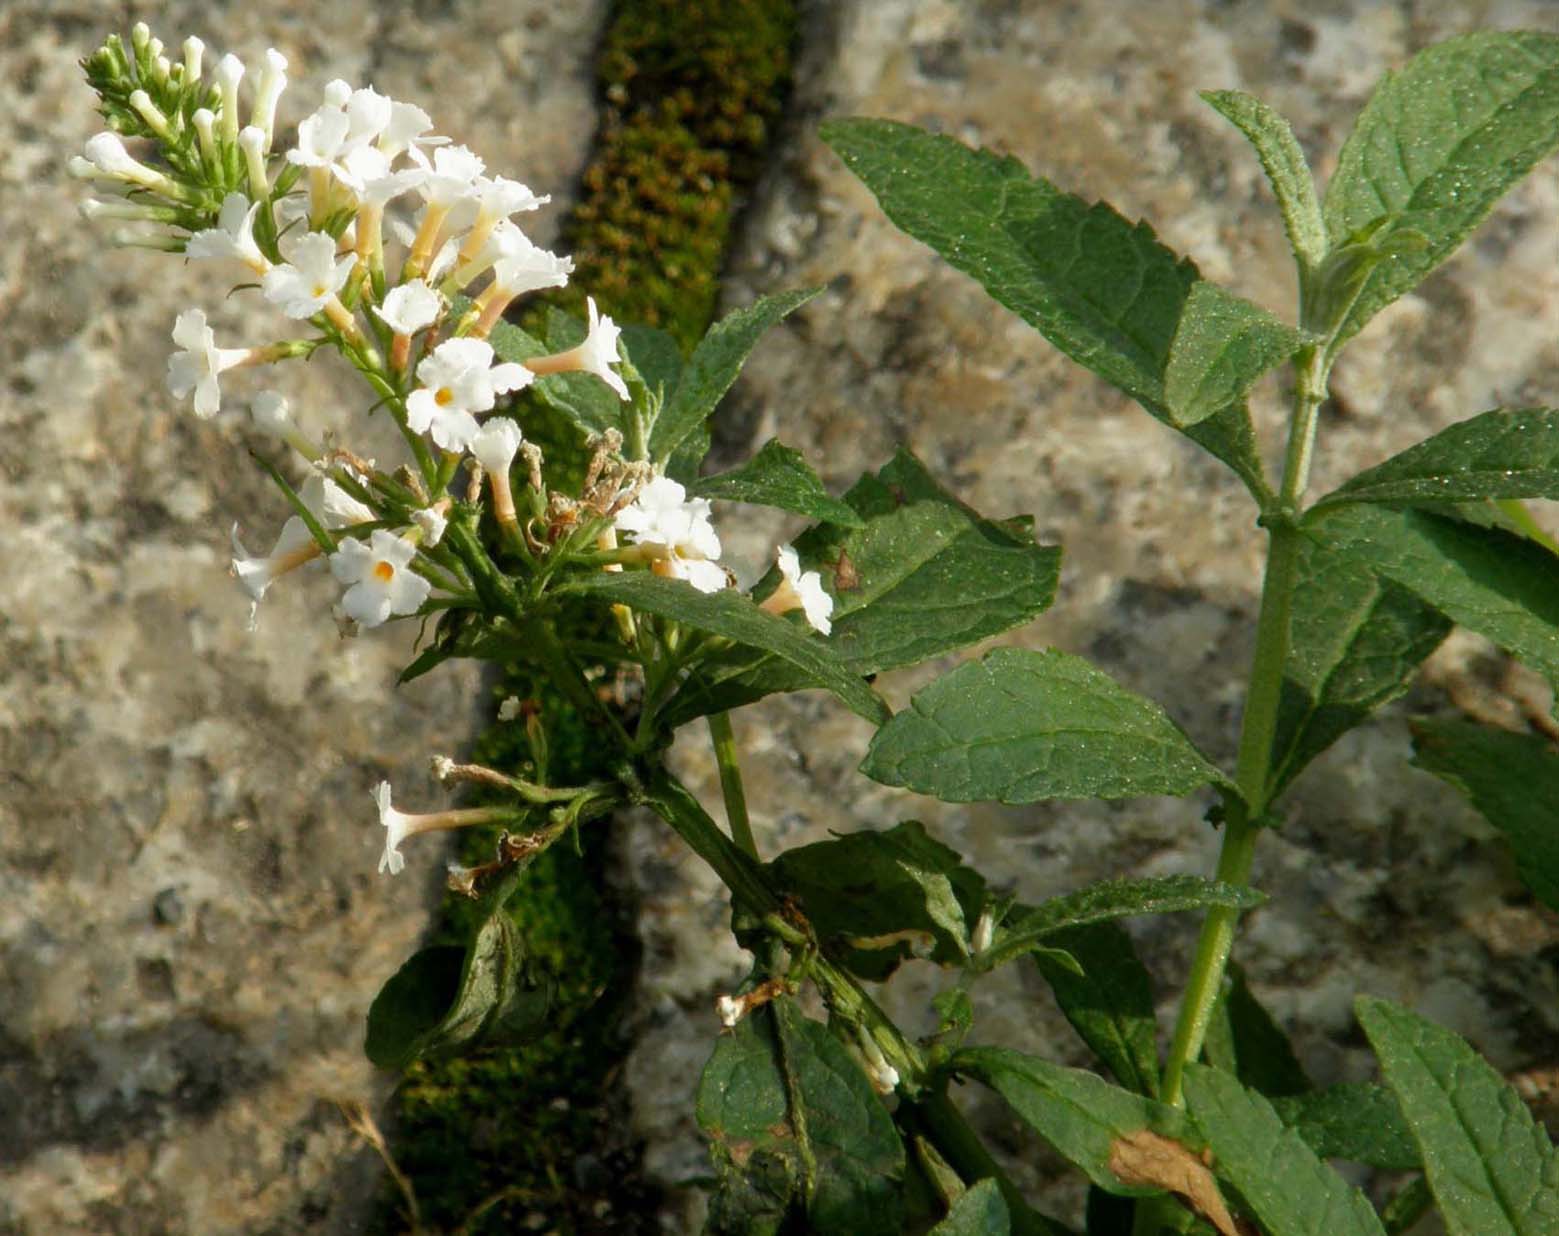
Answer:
[76,25,839,880]
[73,24,629,631]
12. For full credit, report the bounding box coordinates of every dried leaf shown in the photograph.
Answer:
[1109,1129,1244,1236]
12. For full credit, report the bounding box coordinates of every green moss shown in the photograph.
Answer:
[374,2,799,1231]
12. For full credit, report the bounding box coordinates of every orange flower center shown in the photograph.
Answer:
[373,560,396,583]
[435,387,454,406]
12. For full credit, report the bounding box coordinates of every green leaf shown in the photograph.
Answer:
[1411,718,1559,911]
[862,647,1229,804]
[931,1179,1011,1236]
[1201,89,1326,271]
[987,876,1264,972]
[648,287,822,467]
[768,821,986,980]
[1270,1084,1420,1172]
[620,322,684,399]
[820,117,1270,496]
[1164,281,1303,428]
[1322,408,1559,505]
[1304,503,1559,703]
[697,998,905,1236]
[364,911,551,1071]
[1202,966,1309,1100]
[692,437,864,527]
[1356,995,1559,1236]
[1183,1064,1386,1236]
[1267,536,1451,799]
[957,1047,1184,1194]
[560,570,888,725]
[1034,922,1161,1098]
[1322,32,1559,348]
[662,451,1060,725]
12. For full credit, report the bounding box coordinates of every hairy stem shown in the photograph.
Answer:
[1160,343,1330,1107]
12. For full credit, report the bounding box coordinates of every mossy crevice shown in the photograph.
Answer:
[372,2,799,1232]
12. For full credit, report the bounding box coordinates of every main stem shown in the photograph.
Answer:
[1159,344,1329,1108]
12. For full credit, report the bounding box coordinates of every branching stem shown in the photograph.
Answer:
[1160,342,1333,1108]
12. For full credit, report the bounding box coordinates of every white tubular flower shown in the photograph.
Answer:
[344,86,393,150]
[329,529,432,627]
[337,145,426,206]
[167,308,253,417]
[373,280,443,334]
[470,417,524,527]
[249,49,288,149]
[407,338,533,451]
[78,132,177,195]
[616,476,726,593]
[249,390,291,435]
[715,994,744,1029]
[372,781,508,876]
[299,472,376,528]
[414,143,486,208]
[465,222,573,335]
[374,781,412,875]
[214,53,245,143]
[455,175,550,266]
[230,517,319,628]
[127,90,172,140]
[239,126,270,198]
[289,104,350,169]
[378,99,440,159]
[411,505,448,547]
[524,296,628,400]
[182,36,205,84]
[262,232,356,319]
[191,108,217,166]
[761,544,835,635]
[186,191,269,273]
[323,78,353,108]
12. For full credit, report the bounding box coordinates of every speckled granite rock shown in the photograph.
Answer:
[628,0,1559,1226]
[0,3,603,1232]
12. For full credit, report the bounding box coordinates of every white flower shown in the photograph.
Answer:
[411,505,448,547]
[377,99,440,159]
[616,476,726,593]
[239,126,270,197]
[344,86,393,150]
[407,338,532,451]
[79,132,167,191]
[497,695,522,722]
[185,192,268,272]
[214,53,245,142]
[262,232,356,318]
[335,145,426,205]
[300,472,375,528]
[715,994,744,1028]
[483,220,573,296]
[576,297,627,399]
[167,308,252,418]
[230,517,316,609]
[329,529,432,627]
[249,48,288,150]
[413,143,486,208]
[475,175,547,220]
[373,280,443,334]
[525,296,627,400]
[373,781,412,875]
[770,544,834,635]
[288,104,350,168]
[250,390,291,435]
[469,416,524,475]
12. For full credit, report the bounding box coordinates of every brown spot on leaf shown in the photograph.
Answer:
[1109,1129,1248,1236]
[832,549,859,592]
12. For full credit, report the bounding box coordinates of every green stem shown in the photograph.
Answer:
[1159,343,1330,1108]
[707,712,757,858]
[908,1090,1061,1236]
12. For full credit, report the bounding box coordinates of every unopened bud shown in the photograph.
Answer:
[182,36,205,84]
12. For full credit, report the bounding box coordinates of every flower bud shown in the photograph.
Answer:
[182,36,205,84]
